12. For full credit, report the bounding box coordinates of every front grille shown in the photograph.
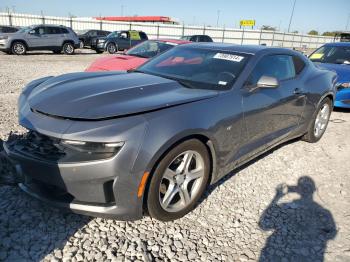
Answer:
[8,131,65,162]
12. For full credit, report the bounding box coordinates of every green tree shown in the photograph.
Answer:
[322,31,336,37]
[308,30,319,35]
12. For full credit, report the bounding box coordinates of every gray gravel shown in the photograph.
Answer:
[1,51,350,262]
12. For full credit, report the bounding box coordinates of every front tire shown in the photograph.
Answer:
[106,43,117,54]
[146,139,210,221]
[11,41,26,55]
[302,97,332,143]
[62,42,75,55]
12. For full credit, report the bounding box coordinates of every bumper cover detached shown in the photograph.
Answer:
[3,137,143,220]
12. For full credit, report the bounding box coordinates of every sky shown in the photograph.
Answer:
[0,0,349,33]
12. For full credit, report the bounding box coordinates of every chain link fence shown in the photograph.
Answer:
[0,12,335,49]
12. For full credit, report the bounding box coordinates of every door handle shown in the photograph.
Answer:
[294,88,302,95]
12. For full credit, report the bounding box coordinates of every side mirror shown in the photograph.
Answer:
[29,29,36,34]
[257,75,279,88]
[247,75,279,92]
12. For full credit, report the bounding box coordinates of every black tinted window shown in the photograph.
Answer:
[89,31,98,37]
[46,27,62,34]
[293,56,306,75]
[250,55,296,84]
[59,28,69,34]
[34,27,46,35]
[139,32,148,40]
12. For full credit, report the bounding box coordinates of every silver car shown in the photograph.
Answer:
[0,24,80,55]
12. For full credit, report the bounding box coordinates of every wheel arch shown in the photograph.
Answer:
[10,39,29,49]
[141,133,217,211]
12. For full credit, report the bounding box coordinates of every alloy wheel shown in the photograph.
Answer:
[159,150,205,212]
[314,103,330,138]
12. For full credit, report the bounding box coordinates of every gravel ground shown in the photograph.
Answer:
[0,50,350,262]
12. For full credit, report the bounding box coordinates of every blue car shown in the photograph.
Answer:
[309,42,350,108]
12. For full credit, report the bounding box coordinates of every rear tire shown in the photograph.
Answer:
[11,41,26,55]
[146,139,210,221]
[62,42,75,55]
[302,97,332,143]
[106,43,117,54]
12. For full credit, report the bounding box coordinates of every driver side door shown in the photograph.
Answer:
[239,54,306,160]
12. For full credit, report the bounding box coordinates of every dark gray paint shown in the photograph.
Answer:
[4,44,337,220]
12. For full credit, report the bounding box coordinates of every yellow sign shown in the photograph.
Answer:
[129,31,141,40]
[240,20,255,27]
[309,53,324,60]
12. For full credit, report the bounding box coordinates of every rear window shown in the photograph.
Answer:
[60,28,69,34]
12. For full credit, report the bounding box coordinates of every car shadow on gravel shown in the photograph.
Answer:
[258,177,337,261]
[0,138,92,262]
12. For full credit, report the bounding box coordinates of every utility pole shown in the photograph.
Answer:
[287,0,296,32]
[216,10,221,27]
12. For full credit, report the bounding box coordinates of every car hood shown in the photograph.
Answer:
[315,62,350,83]
[28,72,219,120]
[85,55,148,72]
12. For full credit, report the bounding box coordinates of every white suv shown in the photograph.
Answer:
[0,24,80,55]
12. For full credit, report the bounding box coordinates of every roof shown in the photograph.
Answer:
[324,42,350,46]
[95,16,174,23]
[155,39,191,44]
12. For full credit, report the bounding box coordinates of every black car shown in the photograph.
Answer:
[76,29,111,48]
[181,35,213,42]
[91,30,148,54]
[0,25,20,34]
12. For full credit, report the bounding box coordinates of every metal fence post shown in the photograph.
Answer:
[271,31,275,46]
[100,20,102,30]
[203,25,206,35]
[241,28,245,45]
[281,32,285,47]
[157,24,160,38]
[222,26,225,43]
[70,17,73,28]
[129,23,132,30]
[8,12,12,26]
[300,34,303,48]
[182,24,185,37]
[258,29,263,45]
[41,11,45,25]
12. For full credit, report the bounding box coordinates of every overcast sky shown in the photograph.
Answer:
[1,0,349,33]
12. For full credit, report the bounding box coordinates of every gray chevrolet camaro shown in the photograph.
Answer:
[4,43,336,221]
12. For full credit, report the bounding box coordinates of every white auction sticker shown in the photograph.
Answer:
[213,53,244,62]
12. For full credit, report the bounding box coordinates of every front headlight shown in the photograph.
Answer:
[59,140,124,162]
[337,82,350,90]
[98,39,105,43]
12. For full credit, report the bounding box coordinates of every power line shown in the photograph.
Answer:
[287,0,296,32]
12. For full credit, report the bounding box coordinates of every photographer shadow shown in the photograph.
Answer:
[259,176,337,262]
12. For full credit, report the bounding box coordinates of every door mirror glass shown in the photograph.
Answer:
[29,29,36,34]
[257,75,279,88]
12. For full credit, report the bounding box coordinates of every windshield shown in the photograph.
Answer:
[75,29,90,35]
[137,47,250,90]
[126,40,177,58]
[107,31,119,38]
[17,26,33,33]
[309,45,350,64]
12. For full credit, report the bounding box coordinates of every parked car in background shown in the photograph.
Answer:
[309,42,350,108]
[0,24,80,55]
[76,29,111,48]
[91,30,148,54]
[180,35,213,42]
[0,25,20,34]
[334,31,350,42]
[4,44,336,221]
[86,39,190,72]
